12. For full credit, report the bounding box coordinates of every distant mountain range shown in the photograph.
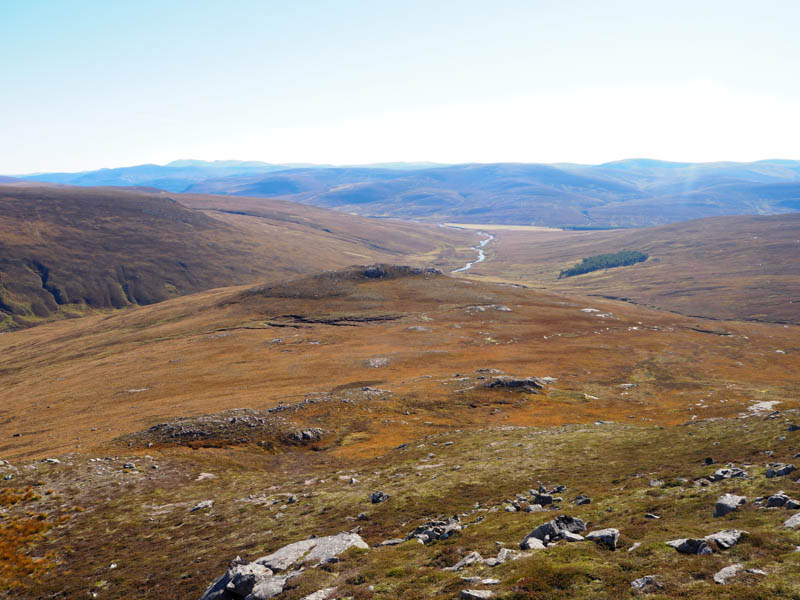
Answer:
[10,158,800,227]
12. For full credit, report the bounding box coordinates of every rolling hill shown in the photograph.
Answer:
[13,159,800,227]
[0,184,474,329]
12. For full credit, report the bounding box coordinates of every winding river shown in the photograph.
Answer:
[451,231,494,273]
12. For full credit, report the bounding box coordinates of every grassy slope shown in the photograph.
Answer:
[463,213,800,324]
[0,185,474,329]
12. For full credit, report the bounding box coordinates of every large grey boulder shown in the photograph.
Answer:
[714,493,746,517]
[705,529,747,550]
[200,533,368,600]
[784,512,800,528]
[199,557,297,600]
[766,463,797,478]
[586,528,619,550]
[666,538,713,555]
[256,533,368,571]
[520,515,586,549]
[713,563,744,584]
[710,467,747,481]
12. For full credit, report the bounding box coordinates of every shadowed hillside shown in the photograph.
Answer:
[0,185,474,329]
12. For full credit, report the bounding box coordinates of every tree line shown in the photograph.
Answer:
[559,250,648,278]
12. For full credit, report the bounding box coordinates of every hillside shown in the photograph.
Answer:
[0,266,797,598]
[0,185,474,329]
[14,159,800,227]
[464,213,800,324]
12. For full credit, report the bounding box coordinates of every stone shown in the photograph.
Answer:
[520,514,586,548]
[714,493,746,517]
[562,532,585,542]
[666,538,713,554]
[300,589,337,600]
[710,467,747,481]
[444,551,483,571]
[256,532,368,571]
[573,494,591,505]
[495,548,519,563]
[190,500,214,512]
[407,516,462,544]
[788,424,800,431]
[766,463,797,478]
[766,492,790,507]
[586,528,619,550]
[704,529,747,550]
[370,491,389,504]
[460,591,493,599]
[630,575,661,593]
[379,538,405,546]
[784,512,800,528]
[199,556,299,600]
[644,513,660,519]
[486,376,545,394]
[713,563,744,584]
[786,499,800,510]
[627,542,641,552]
[42,458,60,464]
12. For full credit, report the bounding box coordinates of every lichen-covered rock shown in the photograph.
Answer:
[714,493,746,517]
[520,515,586,548]
[586,528,619,550]
[666,538,713,555]
[705,529,747,550]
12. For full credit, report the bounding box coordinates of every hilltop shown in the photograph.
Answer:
[0,185,474,329]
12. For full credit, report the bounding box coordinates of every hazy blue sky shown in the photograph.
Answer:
[2,0,799,173]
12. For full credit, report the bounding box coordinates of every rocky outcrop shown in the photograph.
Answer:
[586,528,619,550]
[714,493,746,517]
[520,515,586,549]
[407,516,462,544]
[486,377,546,394]
[766,463,797,478]
[199,533,368,600]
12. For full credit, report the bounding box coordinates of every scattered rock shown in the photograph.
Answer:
[42,458,60,464]
[644,513,660,520]
[714,493,746,517]
[572,494,591,505]
[486,377,546,394]
[705,529,747,550]
[378,538,405,546]
[190,500,214,512]
[784,513,800,529]
[788,424,800,432]
[407,516,462,544]
[710,467,748,481]
[713,563,744,584]
[666,538,713,555]
[766,463,796,478]
[630,575,661,593]
[444,551,483,571]
[370,491,389,504]
[256,532,369,571]
[765,492,791,508]
[520,515,586,549]
[586,528,619,550]
[300,589,337,600]
[460,591,493,600]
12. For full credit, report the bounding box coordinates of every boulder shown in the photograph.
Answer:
[573,494,591,505]
[784,513,800,529]
[766,463,797,478]
[486,377,545,394]
[766,492,790,508]
[704,529,747,550]
[586,528,619,550]
[199,557,291,600]
[444,551,483,571]
[407,516,462,544]
[714,493,746,517]
[713,563,744,584]
[191,500,214,512]
[460,591,493,599]
[666,538,713,555]
[300,589,336,600]
[370,491,390,504]
[630,575,661,593]
[256,532,368,571]
[520,515,586,548]
[710,467,747,481]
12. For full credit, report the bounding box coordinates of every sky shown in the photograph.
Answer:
[1,0,799,173]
